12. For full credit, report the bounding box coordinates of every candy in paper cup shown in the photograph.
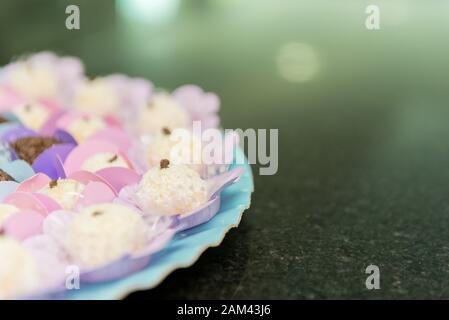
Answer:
[117,166,244,231]
[52,111,126,144]
[0,97,60,132]
[16,172,117,209]
[80,228,174,283]
[42,209,175,283]
[0,126,77,179]
[63,139,133,175]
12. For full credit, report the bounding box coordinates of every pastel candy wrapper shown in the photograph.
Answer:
[3,210,45,241]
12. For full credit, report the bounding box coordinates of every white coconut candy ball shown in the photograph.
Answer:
[64,203,147,269]
[0,237,40,299]
[0,204,19,228]
[38,179,85,210]
[73,78,119,116]
[9,62,58,100]
[146,128,203,172]
[81,152,129,172]
[66,115,106,143]
[12,102,51,131]
[136,159,208,216]
[137,94,190,135]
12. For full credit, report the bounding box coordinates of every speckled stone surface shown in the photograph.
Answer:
[2,0,449,299]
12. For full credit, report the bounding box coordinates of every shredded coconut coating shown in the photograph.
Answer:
[12,102,51,131]
[146,131,203,170]
[81,152,129,172]
[0,204,19,226]
[39,179,85,210]
[64,203,147,268]
[138,94,190,135]
[0,237,40,299]
[136,164,208,215]
[0,204,19,227]
[67,116,106,143]
[9,62,58,100]
[73,78,119,116]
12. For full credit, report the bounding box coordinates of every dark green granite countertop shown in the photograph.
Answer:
[2,0,449,299]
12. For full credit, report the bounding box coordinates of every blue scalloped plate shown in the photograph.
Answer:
[65,147,253,300]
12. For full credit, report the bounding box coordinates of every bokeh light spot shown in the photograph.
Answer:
[276,42,320,83]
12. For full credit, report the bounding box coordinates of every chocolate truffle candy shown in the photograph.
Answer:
[0,169,15,182]
[10,136,61,164]
[0,116,10,124]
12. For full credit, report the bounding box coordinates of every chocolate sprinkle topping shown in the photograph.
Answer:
[49,180,58,188]
[0,169,15,182]
[11,136,62,165]
[108,155,118,163]
[162,127,171,135]
[0,116,10,124]
[92,211,103,217]
[160,159,170,169]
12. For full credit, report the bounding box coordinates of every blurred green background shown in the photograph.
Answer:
[2,0,449,299]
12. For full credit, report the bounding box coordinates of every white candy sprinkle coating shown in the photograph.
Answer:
[9,62,58,100]
[81,152,129,172]
[136,164,208,215]
[0,237,40,299]
[0,204,19,227]
[67,116,106,143]
[64,203,147,268]
[73,78,119,116]
[138,94,190,135]
[38,179,85,210]
[12,102,51,131]
[146,131,203,171]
